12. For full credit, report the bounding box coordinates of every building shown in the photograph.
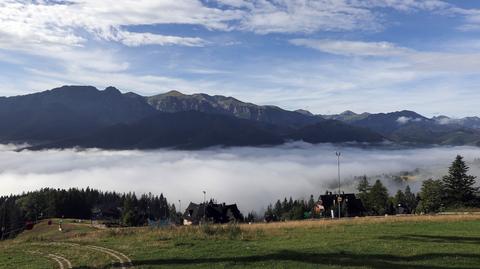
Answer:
[318,191,365,218]
[183,201,243,225]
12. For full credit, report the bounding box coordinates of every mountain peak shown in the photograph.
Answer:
[295,109,314,116]
[340,110,357,116]
[51,85,98,93]
[391,110,427,120]
[104,86,121,95]
[164,90,185,97]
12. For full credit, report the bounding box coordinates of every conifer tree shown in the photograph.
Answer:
[357,176,372,214]
[404,185,417,213]
[394,190,405,208]
[369,180,389,215]
[442,155,478,207]
[418,179,443,213]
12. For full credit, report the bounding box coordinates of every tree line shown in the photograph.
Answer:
[0,188,173,239]
[264,155,479,221]
[1,155,478,237]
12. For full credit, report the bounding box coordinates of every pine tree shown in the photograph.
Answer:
[404,185,417,213]
[442,155,478,207]
[357,175,371,193]
[122,193,139,226]
[369,180,389,215]
[357,176,372,214]
[307,195,315,213]
[394,190,405,208]
[418,179,443,213]
[274,200,282,217]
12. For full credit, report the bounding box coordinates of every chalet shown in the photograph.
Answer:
[183,201,243,225]
[318,191,365,218]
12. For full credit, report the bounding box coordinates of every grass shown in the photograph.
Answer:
[1,215,480,268]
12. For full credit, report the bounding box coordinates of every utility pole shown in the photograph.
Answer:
[336,152,341,219]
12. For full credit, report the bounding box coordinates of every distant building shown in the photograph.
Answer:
[91,203,121,221]
[319,191,365,218]
[183,201,243,225]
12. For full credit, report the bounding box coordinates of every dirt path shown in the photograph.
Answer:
[48,254,73,268]
[85,245,134,267]
[84,245,134,268]
[27,250,73,269]
[30,242,134,268]
[47,254,64,269]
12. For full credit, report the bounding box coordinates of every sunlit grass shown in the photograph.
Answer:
[1,214,480,268]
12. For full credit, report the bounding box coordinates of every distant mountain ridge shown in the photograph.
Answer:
[146,90,322,128]
[322,110,480,145]
[0,85,479,150]
[0,86,156,143]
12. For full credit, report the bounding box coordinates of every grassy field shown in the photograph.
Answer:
[1,215,480,268]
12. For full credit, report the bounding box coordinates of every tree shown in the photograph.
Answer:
[357,175,371,193]
[442,155,478,207]
[357,176,372,214]
[369,180,389,215]
[417,179,443,213]
[122,193,139,226]
[394,190,406,207]
[307,195,315,214]
[291,204,305,220]
[273,200,282,218]
[393,190,405,213]
[404,186,417,213]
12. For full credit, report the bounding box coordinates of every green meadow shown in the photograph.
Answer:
[1,215,480,268]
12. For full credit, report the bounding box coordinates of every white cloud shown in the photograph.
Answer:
[452,7,480,32]
[435,117,457,125]
[397,116,411,124]
[0,143,479,212]
[0,0,232,49]
[0,0,467,51]
[113,31,208,47]
[350,0,451,12]
[290,39,410,56]
[396,116,422,124]
[238,0,379,34]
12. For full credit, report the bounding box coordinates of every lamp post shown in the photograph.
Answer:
[336,152,341,219]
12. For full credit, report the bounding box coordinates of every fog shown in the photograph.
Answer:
[1,142,479,213]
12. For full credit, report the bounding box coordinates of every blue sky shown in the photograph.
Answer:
[1,0,480,117]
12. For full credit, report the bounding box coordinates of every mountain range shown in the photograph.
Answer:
[1,85,479,150]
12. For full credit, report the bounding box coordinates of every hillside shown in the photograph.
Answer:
[30,111,285,150]
[1,215,480,268]
[0,86,155,143]
[288,120,384,143]
[1,85,480,149]
[146,90,322,128]
[0,86,385,150]
[324,110,480,145]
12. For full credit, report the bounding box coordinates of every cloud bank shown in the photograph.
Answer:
[1,143,480,213]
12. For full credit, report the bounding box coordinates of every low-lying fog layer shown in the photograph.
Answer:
[1,143,479,213]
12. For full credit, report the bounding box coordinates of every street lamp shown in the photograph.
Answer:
[336,152,341,219]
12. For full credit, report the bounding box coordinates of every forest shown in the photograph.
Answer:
[263,155,480,221]
[0,188,173,239]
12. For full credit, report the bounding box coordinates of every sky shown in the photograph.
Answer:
[1,0,480,117]
[1,143,479,212]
